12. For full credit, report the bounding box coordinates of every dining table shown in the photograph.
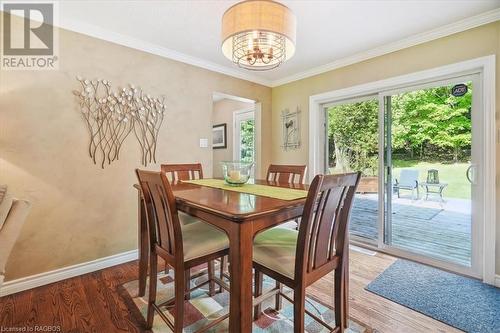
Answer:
[134,178,349,333]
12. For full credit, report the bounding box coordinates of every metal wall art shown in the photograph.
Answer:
[281,107,301,151]
[73,76,165,168]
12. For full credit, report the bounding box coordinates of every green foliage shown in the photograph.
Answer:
[327,83,472,176]
[240,119,254,163]
[391,84,471,161]
[328,99,379,176]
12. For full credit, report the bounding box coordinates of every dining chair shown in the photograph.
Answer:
[161,163,203,182]
[160,162,218,290]
[161,163,206,226]
[253,172,361,333]
[136,169,229,332]
[266,164,307,185]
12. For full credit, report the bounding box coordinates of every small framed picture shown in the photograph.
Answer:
[212,123,227,149]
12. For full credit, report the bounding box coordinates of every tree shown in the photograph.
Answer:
[240,119,255,163]
[391,83,471,162]
[326,82,472,174]
[327,100,378,175]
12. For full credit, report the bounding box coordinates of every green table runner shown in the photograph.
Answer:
[183,179,308,201]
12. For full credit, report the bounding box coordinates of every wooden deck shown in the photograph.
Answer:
[350,195,471,266]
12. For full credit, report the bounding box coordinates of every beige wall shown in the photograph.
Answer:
[0,16,271,280]
[212,99,255,178]
[1,13,499,281]
[271,22,500,275]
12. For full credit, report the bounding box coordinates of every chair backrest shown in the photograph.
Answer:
[266,164,307,184]
[135,169,182,260]
[161,163,203,181]
[426,169,439,184]
[399,169,419,186]
[295,172,360,280]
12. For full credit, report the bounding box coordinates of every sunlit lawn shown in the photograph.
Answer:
[393,160,471,199]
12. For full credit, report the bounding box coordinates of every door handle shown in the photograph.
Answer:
[466,165,475,184]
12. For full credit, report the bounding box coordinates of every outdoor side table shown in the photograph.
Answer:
[420,182,448,201]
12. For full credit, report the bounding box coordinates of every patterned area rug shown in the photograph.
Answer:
[119,268,372,332]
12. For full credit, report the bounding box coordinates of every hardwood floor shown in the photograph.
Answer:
[309,249,461,333]
[0,250,460,333]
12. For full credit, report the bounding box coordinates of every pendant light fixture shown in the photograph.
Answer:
[221,0,296,71]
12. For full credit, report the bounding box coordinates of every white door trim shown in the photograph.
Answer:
[309,55,496,284]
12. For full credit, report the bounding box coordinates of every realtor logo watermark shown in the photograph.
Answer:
[1,1,59,70]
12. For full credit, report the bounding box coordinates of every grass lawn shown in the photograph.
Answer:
[392,159,471,199]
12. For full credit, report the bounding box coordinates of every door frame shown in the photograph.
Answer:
[308,55,496,284]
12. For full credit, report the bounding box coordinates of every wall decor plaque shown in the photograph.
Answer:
[281,107,301,151]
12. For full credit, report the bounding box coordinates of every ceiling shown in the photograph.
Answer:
[58,1,500,86]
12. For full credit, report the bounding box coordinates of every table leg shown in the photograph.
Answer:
[228,221,254,333]
[138,191,149,297]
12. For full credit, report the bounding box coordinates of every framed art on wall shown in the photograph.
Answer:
[212,123,227,149]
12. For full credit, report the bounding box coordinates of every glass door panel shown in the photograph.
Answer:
[234,111,255,163]
[325,97,379,243]
[383,79,476,269]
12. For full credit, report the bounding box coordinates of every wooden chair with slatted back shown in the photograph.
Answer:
[136,169,229,333]
[253,172,361,333]
[160,162,212,296]
[161,163,203,181]
[266,164,307,185]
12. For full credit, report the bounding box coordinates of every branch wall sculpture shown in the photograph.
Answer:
[73,77,165,168]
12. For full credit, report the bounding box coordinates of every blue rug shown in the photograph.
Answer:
[365,260,500,333]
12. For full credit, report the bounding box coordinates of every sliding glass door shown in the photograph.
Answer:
[325,74,483,277]
[381,75,482,277]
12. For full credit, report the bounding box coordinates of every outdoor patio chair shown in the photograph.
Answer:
[394,169,420,199]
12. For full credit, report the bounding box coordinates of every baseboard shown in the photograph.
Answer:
[495,275,500,288]
[0,249,138,297]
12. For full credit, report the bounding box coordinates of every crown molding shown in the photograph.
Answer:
[56,19,274,87]
[4,7,499,88]
[270,8,500,87]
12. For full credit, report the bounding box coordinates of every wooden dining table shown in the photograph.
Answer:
[135,179,348,333]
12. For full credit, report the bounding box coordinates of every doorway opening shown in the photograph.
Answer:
[212,93,256,178]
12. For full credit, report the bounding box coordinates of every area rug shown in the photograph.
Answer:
[365,259,500,333]
[119,269,372,332]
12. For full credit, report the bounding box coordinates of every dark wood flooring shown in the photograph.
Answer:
[0,261,145,333]
[0,252,458,333]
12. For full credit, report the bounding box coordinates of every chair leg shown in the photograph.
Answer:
[293,286,306,333]
[184,269,191,300]
[208,260,215,296]
[334,266,345,332]
[174,268,185,333]
[253,269,263,321]
[275,281,282,311]
[218,257,225,293]
[146,253,158,330]
[343,260,349,329]
[164,258,169,274]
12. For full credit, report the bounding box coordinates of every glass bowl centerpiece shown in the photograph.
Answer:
[221,161,254,186]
